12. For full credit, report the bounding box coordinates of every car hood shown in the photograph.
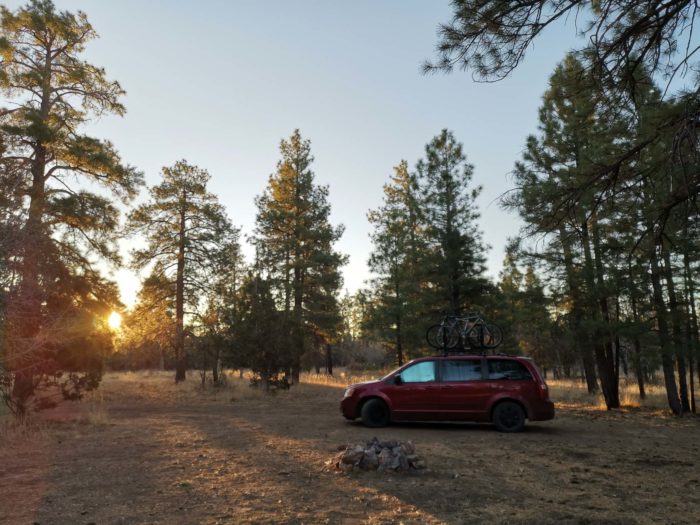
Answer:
[350,379,381,388]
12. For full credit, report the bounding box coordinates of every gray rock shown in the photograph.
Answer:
[398,453,410,471]
[401,441,415,455]
[335,439,423,474]
[341,445,365,465]
[359,449,379,470]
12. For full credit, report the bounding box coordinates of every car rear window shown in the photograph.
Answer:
[441,359,482,381]
[488,360,533,380]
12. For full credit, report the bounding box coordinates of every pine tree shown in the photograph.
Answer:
[114,273,175,371]
[227,274,287,390]
[416,129,488,314]
[253,130,346,383]
[366,161,426,365]
[0,0,142,412]
[127,160,234,382]
[505,54,627,407]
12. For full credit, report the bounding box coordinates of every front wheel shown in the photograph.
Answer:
[360,398,390,428]
[492,401,526,432]
[482,324,503,349]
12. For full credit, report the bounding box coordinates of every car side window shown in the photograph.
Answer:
[488,360,533,380]
[441,359,482,381]
[400,361,436,383]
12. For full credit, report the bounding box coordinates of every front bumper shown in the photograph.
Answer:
[340,395,359,420]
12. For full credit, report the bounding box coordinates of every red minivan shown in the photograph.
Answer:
[340,355,554,432]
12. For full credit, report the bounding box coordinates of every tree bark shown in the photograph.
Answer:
[662,246,690,412]
[395,278,404,366]
[581,219,618,408]
[650,240,682,414]
[11,43,54,408]
[325,344,333,375]
[559,225,598,393]
[174,190,187,382]
[683,248,699,413]
[630,283,646,399]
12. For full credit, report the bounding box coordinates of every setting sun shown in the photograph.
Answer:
[107,311,122,331]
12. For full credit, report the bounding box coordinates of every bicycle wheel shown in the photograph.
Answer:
[426,324,459,349]
[466,326,484,349]
[482,324,503,349]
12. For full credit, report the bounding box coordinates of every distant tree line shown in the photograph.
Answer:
[1,0,699,418]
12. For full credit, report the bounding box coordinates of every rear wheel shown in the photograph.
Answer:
[426,324,458,349]
[360,398,390,428]
[482,324,503,348]
[492,401,526,432]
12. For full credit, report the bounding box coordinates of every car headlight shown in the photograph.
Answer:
[343,387,355,398]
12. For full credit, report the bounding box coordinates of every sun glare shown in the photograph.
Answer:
[108,311,122,331]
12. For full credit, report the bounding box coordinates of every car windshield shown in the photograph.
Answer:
[380,363,409,381]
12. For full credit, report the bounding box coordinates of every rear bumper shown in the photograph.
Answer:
[529,400,555,421]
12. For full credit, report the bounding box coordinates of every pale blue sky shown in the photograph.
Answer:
[5,0,582,306]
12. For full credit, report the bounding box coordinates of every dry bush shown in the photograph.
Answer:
[79,390,109,426]
[0,413,46,444]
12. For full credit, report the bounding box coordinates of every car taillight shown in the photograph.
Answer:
[538,381,549,400]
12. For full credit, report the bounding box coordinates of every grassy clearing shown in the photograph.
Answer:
[0,368,677,435]
[98,369,674,413]
[548,377,670,411]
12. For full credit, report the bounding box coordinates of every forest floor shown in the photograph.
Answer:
[1,371,699,525]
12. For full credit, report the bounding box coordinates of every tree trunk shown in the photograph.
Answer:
[325,344,333,375]
[395,307,404,367]
[10,47,54,409]
[581,218,618,408]
[631,293,646,399]
[174,191,187,383]
[559,225,598,393]
[212,346,220,384]
[683,248,699,413]
[662,247,690,412]
[633,336,646,400]
[650,242,682,414]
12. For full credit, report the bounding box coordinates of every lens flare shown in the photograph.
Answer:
[108,311,122,330]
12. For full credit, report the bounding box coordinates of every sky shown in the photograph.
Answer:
[4,0,584,307]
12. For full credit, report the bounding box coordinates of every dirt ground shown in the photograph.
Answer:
[1,372,699,525]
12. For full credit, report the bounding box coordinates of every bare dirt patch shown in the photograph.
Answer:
[1,372,699,524]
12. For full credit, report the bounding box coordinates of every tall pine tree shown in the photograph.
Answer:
[367,161,426,365]
[416,129,487,314]
[253,130,346,383]
[127,160,234,382]
[0,0,142,411]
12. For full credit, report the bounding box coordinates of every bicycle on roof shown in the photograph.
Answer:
[426,311,503,352]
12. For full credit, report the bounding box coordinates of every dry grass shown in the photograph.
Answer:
[3,369,700,524]
[0,411,46,443]
[98,369,677,414]
[0,369,678,434]
[548,377,670,411]
[302,369,386,387]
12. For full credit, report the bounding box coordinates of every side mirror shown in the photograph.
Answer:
[393,375,403,385]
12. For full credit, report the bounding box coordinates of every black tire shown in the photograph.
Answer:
[482,324,503,349]
[360,398,390,428]
[466,325,483,349]
[492,401,526,432]
[426,324,458,349]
